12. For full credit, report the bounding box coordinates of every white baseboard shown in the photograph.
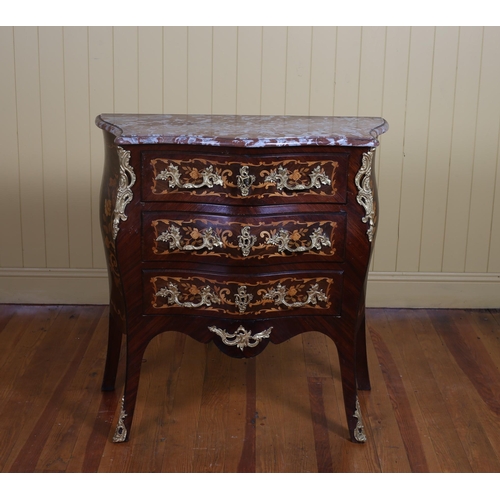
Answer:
[0,268,109,305]
[0,268,499,308]
[366,271,500,308]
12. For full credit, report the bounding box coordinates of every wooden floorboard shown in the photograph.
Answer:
[1,305,500,473]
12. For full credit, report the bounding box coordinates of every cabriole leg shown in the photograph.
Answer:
[112,336,147,443]
[355,315,371,391]
[338,349,367,443]
[101,307,123,391]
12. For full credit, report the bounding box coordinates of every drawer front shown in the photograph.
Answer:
[141,151,348,204]
[142,212,346,263]
[143,271,343,317]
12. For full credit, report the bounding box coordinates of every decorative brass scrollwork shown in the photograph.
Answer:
[156,224,223,251]
[237,226,258,257]
[113,396,128,443]
[155,163,223,189]
[151,275,333,315]
[266,227,331,253]
[209,325,272,350]
[263,283,327,308]
[234,285,253,313]
[355,149,376,242]
[155,282,221,308]
[236,166,256,196]
[113,147,136,241]
[353,396,367,443]
[264,165,331,191]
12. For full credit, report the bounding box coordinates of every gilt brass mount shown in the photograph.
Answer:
[209,325,272,350]
[113,147,136,241]
[355,149,376,242]
[353,397,367,443]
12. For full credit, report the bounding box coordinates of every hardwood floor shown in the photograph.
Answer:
[1,304,499,473]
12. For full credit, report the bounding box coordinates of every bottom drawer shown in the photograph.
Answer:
[143,270,343,318]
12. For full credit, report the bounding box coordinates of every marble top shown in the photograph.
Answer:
[96,114,388,148]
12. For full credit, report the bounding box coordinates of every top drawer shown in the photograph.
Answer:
[141,150,349,204]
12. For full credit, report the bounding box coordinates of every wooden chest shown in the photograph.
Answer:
[96,114,388,443]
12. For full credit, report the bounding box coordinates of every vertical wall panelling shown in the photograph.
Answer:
[89,27,114,269]
[309,26,336,117]
[284,26,312,116]
[38,26,70,268]
[442,27,483,273]
[187,26,213,114]
[63,26,93,269]
[236,26,263,115]
[419,27,459,272]
[358,27,387,273]
[333,26,362,116]
[358,27,386,118]
[372,26,411,272]
[163,26,188,114]
[138,26,163,114]
[113,27,139,112]
[489,127,500,272]
[465,27,500,273]
[1,26,500,306]
[212,27,238,115]
[13,26,47,268]
[396,27,435,272]
[0,27,23,268]
[260,27,287,115]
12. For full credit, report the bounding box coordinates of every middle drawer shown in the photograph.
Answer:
[142,211,347,264]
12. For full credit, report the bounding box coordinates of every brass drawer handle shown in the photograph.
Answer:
[209,325,272,350]
[263,283,327,308]
[264,165,330,191]
[155,282,221,308]
[156,225,223,251]
[155,163,223,189]
[266,227,330,253]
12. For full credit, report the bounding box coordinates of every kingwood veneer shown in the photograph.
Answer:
[96,114,388,443]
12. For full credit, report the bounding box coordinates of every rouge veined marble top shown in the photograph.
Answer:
[96,114,388,148]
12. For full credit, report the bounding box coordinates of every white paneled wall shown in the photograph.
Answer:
[1,26,499,306]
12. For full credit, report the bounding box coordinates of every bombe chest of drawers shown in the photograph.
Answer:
[96,113,388,444]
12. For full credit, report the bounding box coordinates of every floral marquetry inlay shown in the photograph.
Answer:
[149,275,338,316]
[151,218,340,260]
[150,157,340,200]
